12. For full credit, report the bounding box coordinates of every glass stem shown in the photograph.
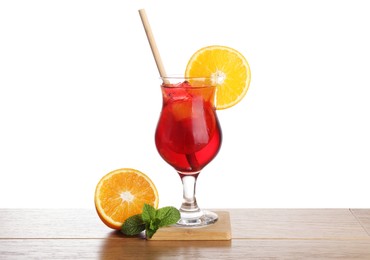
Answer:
[179,172,201,215]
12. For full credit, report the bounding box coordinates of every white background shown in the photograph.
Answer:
[1,0,369,209]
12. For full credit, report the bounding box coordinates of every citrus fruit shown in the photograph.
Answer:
[185,45,251,110]
[94,168,159,229]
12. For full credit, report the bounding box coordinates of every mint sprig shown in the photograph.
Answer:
[121,204,180,239]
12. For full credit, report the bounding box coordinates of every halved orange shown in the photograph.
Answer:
[94,168,159,229]
[185,45,251,110]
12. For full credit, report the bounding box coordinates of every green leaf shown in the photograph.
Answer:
[149,218,161,230]
[146,226,159,239]
[121,214,145,236]
[121,205,181,239]
[142,204,156,223]
[156,206,181,227]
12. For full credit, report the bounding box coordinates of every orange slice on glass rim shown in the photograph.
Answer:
[185,45,251,110]
[94,168,159,229]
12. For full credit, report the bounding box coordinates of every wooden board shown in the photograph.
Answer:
[151,211,231,240]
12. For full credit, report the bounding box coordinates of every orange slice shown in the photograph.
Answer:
[185,45,251,110]
[94,168,159,229]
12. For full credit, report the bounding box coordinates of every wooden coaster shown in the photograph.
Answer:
[151,211,231,240]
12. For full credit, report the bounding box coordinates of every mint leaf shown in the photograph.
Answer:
[146,226,158,239]
[120,204,181,239]
[142,204,156,223]
[145,217,161,239]
[156,206,181,227]
[121,214,145,236]
[149,218,161,230]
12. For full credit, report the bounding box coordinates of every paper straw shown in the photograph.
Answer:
[138,9,169,84]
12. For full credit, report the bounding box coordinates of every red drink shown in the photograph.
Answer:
[155,81,222,173]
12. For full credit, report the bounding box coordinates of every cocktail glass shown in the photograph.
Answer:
[155,76,222,226]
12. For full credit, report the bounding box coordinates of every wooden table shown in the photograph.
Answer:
[1,209,370,259]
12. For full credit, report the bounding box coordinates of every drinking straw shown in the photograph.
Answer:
[138,9,169,84]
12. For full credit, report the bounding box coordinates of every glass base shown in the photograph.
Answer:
[176,210,218,227]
